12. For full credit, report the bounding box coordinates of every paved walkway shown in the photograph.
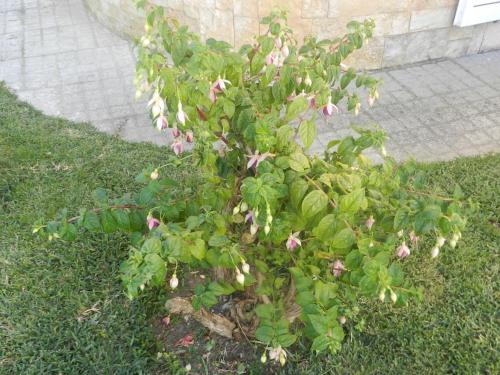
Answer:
[1,0,500,161]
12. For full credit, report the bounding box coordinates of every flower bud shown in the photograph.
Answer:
[339,316,347,325]
[170,274,179,289]
[140,284,145,291]
[185,130,193,143]
[141,37,150,47]
[450,239,457,248]
[379,288,386,302]
[296,77,303,85]
[250,224,259,236]
[236,271,245,285]
[279,351,286,366]
[304,74,312,86]
[240,202,248,212]
[431,246,440,258]
[275,37,282,49]
[366,215,375,230]
[267,214,273,224]
[390,290,397,304]
[397,230,404,238]
[264,224,271,235]
[150,169,159,180]
[242,262,250,274]
[380,145,387,157]
[452,233,460,242]
[282,43,289,58]
[156,115,168,131]
[260,352,267,363]
[354,102,361,116]
[233,205,240,215]
[135,89,143,99]
[436,236,446,247]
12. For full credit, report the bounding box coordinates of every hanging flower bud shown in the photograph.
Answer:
[260,352,267,364]
[274,37,282,49]
[304,74,312,86]
[265,52,274,66]
[150,169,159,180]
[436,236,446,247]
[339,316,347,325]
[452,233,460,242]
[379,288,386,302]
[140,284,145,291]
[196,105,207,121]
[410,231,419,246]
[286,232,301,251]
[156,115,168,131]
[169,274,179,289]
[233,205,240,215]
[185,130,194,143]
[354,102,361,116]
[176,101,187,125]
[147,214,160,230]
[148,91,164,118]
[366,215,375,230]
[279,351,286,366]
[322,96,339,117]
[332,260,346,277]
[141,36,151,47]
[380,145,387,157]
[397,230,404,238]
[264,224,271,235]
[171,139,183,156]
[390,290,397,304]
[431,246,440,258]
[396,242,410,259]
[368,94,376,107]
[450,239,457,248]
[235,268,245,285]
[281,43,289,58]
[242,262,250,274]
[240,202,248,212]
[296,77,303,85]
[250,223,259,236]
[246,150,272,169]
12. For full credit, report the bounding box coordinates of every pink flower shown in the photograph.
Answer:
[274,37,282,49]
[176,101,188,125]
[282,43,289,58]
[196,105,207,121]
[308,95,316,109]
[156,115,168,131]
[323,96,338,117]
[409,231,418,246]
[185,130,193,143]
[286,232,301,251]
[246,150,272,169]
[245,211,255,224]
[213,75,230,92]
[172,127,181,138]
[287,92,296,102]
[332,260,345,277]
[366,215,375,230]
[209,86,218,103]
[147,215,160,230]
[171,139,183,156]
[265,52,275,66]
[396,242,410,259]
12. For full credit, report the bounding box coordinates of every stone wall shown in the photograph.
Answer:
[85,0,500,69]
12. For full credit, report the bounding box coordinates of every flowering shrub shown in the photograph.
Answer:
[37,4,469,366]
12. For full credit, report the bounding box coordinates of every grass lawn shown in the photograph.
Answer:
[0,83,498,374]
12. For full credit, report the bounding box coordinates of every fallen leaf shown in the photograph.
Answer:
[175,334,194,347]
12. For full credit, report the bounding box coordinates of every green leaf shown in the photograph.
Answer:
[288,152,310,172]
[112,210,131,231]
[101,210,117,233]
[290,178,309,209]
[223,99,235,118]
[313,214,338,242]
[255,325,274,344]
[189,238,206,260]
[142,237,162,254]
[255,304,274,319]
[278,333,297,348]
[92,188,107,205]
[302,190,328,219]
[331,228,355,249]
[339,188,366,214]
[311,335,330,353]
[415,205,441,234]
[208,235,229,247]
[82,211,102,232]
[286,96,308,121]
[208,281,235,296]
[345,249,363,269]
[298,120,316,149]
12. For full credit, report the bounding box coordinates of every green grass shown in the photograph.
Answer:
[0,83,498,374]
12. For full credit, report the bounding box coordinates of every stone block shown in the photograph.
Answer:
[329,0,409,18]
[410,7,455,31]
[234,0,258,17]
[216,0,234,11]
[410,0,458,10]
[344,36,384,70]
[352,12,409,36]
[234,16,259,46]
[481,22,500,52]
[258,0,302,18]
[302,0,329,18]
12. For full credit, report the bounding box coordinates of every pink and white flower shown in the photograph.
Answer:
[308,95,316,109]
[185,130,194,143]
[409,231,418,246]
[396,242,410,259]
[172,127,181,138]
[366,215,375,230]
[147,215,160,230]
[176,101,188,125]
[322,96,339,117]
[286,232,301,251]
[171,139,183,156]
[246,150,273,169]
[332,260,346,277]
[213,75,230,92]
[156,115,168,131]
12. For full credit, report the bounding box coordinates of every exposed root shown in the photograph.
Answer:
[165,297,236,339]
